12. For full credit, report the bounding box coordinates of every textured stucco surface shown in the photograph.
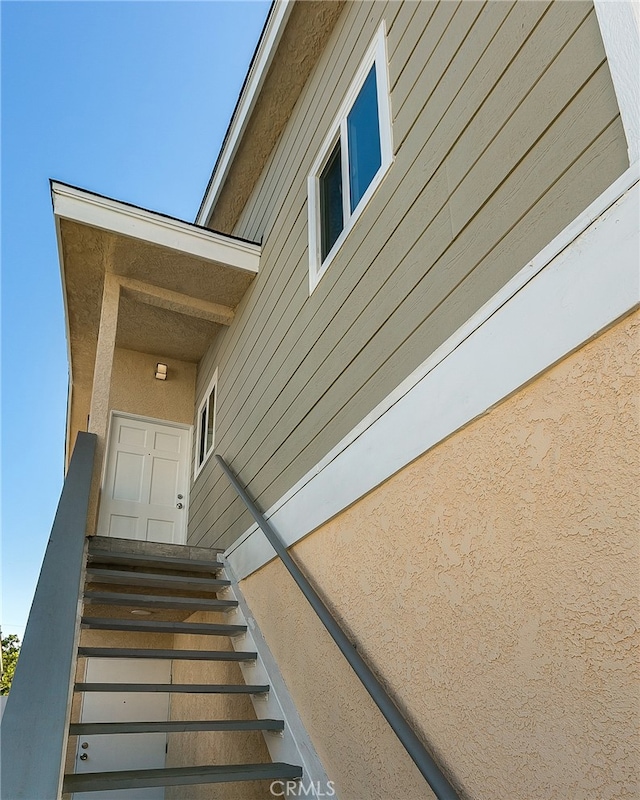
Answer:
[115,295,222,363]
[166,611,273,800]
[109,347,197,426]
[241,312,640,800]
[206,1,345,234]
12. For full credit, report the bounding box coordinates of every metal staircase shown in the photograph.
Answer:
[3,432,459,800]
[63,535,303,795]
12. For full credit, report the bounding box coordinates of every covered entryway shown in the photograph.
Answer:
[98,413,190,544]
[51,181,260,479]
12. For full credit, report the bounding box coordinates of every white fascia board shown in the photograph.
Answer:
[226,165,640,580]
[52,182,260,274]
[594,0,640,165]
[53,212,75,468]
[196,0,294,227]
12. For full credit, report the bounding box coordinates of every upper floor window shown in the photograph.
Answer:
[308,22,393,292]
[195,368,217,477]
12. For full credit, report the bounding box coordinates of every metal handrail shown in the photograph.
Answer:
[2,432,97,800]
[216,454,461,800]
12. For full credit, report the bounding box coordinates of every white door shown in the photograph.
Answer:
[72,658,171,800]
[98,414,190,544]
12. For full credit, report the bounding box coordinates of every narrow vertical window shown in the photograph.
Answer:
[198,406,207,466]
[206,386,215,454]
[320,141,344,262]
[195,369,218,475]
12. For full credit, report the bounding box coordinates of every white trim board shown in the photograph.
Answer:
[594,0,640,166]
[225,166,640,581]
[194,368,219,480]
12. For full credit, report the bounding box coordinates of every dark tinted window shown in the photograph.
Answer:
[320,141,344,261]
[198,406,207,465]
[347,66,381,212]
[206,387,215,452]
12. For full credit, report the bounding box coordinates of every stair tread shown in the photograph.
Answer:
[83,591,237,609]
[78,647,257,661]
[85,567,230,589]
[88,536,224,556]
[75,683,269,693]
[63,762,302,792]
[88,549,224,574]
[81,617,246,635]
[70,719,284,734]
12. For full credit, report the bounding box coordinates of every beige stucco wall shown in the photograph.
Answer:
[241,310,640,800]
[109,347,196,426]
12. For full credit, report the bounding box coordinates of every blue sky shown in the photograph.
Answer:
[1,0,271,639]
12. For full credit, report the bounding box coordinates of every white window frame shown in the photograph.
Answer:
[593,0,639,168]
[194,367,218,478]
[308,22,393,293]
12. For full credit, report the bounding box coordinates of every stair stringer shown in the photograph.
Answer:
[221,560,336,800]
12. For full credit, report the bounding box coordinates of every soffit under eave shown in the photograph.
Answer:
[57,213,256,361]
[204,0,346,234]
[53,187,260,449]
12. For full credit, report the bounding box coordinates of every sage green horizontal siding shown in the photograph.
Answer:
[188,0,628,549]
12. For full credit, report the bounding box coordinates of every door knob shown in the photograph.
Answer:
[176,502,183,509]
[79,753,88,761]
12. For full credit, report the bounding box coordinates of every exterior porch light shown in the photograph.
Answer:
[155,362,167,380]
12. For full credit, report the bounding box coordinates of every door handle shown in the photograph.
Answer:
[79,753,88,761]
[176,503,184,509]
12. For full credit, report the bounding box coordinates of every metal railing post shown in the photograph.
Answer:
[1,432,97,800]
[216,454,461,800]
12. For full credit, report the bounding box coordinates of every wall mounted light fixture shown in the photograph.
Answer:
[155,363,168,380]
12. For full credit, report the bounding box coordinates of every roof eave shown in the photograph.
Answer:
[195,0,294,227]
[52,181,261,275]
[51,181,262,462]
